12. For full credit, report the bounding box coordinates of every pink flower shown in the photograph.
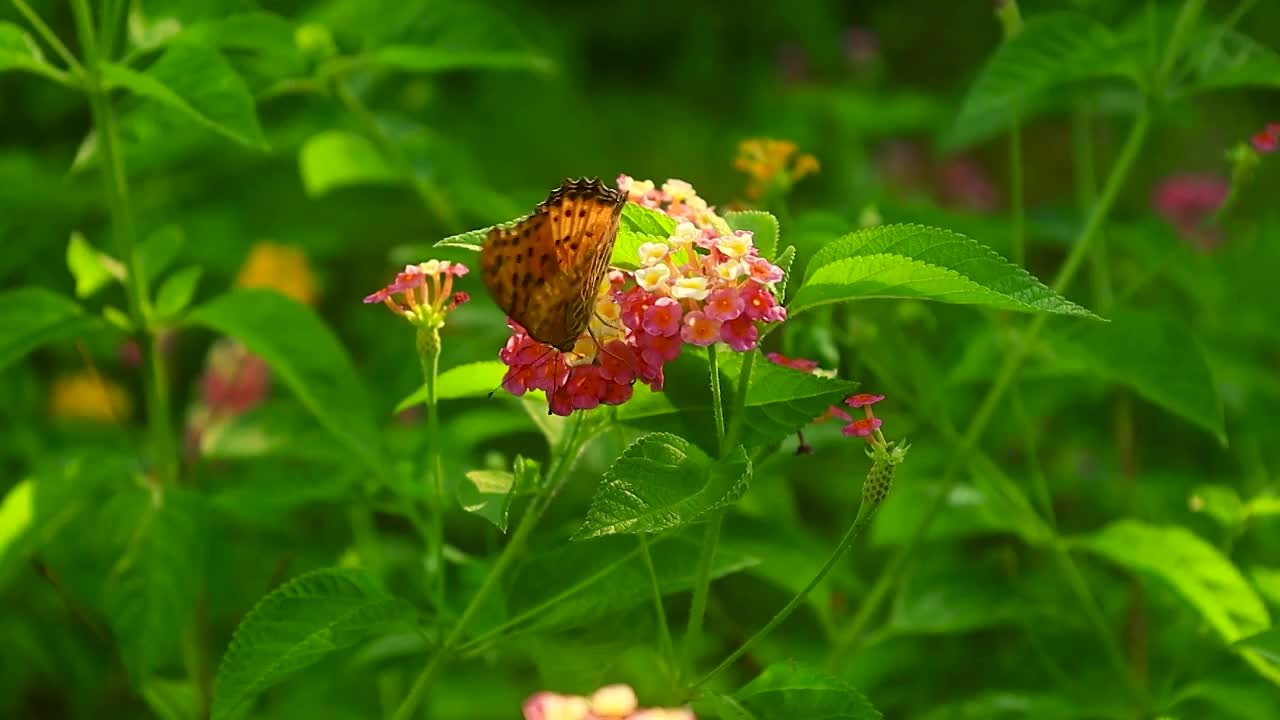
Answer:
[680,311,721,346]
[1152,173,1229,251]
[744,256,784,285]
[739,283,780,321]
[363,259,471,326]
[846,393,885,408]
[642,297,683,337]
[523,692,589,720]
[720,316,758,351]
[638,331,683,367]
[1252,129,1278,154]
[704,288,745,322]
[842,417,883,437]
[938,155,1000,214]
[765,352,818,373]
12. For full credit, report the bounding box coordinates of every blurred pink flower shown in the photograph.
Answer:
[1151,173,1229,251]
[842,27,879,68]
[938,155,1000,213]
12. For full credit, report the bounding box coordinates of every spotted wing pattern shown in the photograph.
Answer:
[481,178,626,351]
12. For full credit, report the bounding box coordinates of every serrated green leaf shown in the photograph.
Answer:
[184,289,381,471]
[791,224,1097,319]
[102,486,207,679]
[736,664,881,720]
[621,202,676,237]
[0,21,66,84]
[366,46,552,74]
[574,433,751,539]
[101,42,267,148]
[435,226,487,251]
[1072,520,1270,643]
[726,210,780,259]
[154,266,203,321]
[945,13,1136,149]
[1046,308,1225,442]
[774,245,796,301]
[66,232,118,298]
[211,568,416,720]
[503,531,756,636]
[394,361,507,414]
[611,229,665,270]
[298,130,398,197]
[0,287,98,372]
[458,470,514,532]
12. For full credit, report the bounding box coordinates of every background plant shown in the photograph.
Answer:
[2,0,1280,719]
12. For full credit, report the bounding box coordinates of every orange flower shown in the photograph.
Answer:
[48,372,132,423]
[235,242,318,306]
[733,138,819,200]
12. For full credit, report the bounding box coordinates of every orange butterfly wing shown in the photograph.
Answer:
[481,178,626,351]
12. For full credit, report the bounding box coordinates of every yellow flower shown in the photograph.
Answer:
[235,242,318,306]
[733,138,819,200]
[48,372,132,423]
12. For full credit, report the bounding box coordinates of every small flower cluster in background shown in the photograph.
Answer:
[524,684,693,720]
[500,177,788,416]
[1151,173,1229,251]
[1250,122,1280,154]
[733,139,819,200]
[183,338,272,460]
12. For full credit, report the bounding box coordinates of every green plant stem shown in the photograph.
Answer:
[334,81,462,232]
[722,349,756,454]
[638,532,678,684]
[1009,114,1025,267]
[693,499,881,690]
[1073,106,1112,313]
[11,0,85,79]
[1156,0,1206,92]
[391,418,597,720]
[72,0,176,486]
[1012,389,1056,528]
[827,109,1151,681]
[707,345,726,446]
[418,326,446,610]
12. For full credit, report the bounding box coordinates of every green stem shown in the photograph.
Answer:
[707,345,726,447]
[1012,389,1056,528]
[335,81,462,232]
[1073,106,1112,313]
[1155,0,1206,92]
[72,0,176,486]
[722,349,756,455]
[1009,114,1025,267]
[1051,541,1136,688]
[639,532,678,683]
[11,0,85,79]
[418,326,446,609]
[391,418,597,720]
[694,500,881,690]
[826,108,1151,677]
[680,512,722,676]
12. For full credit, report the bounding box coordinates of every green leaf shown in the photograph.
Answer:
[706,693,759,720]
[1072,520,1270,643]
[504,531,756,636]
[101,42,267,148]
[298,130,399,197]
[736,664,881,720]
[141,678,200,720]
[945,13,1135,149]
[1182,28,1280,94]
[621,202,676,237]
[154,266,203,321]
[139,225,185,285]
[366,45,552,74]
[66,231,120,298]
[435,226,487,252]
[394,361,507,414]
[1190,484,1246,530]
[184,289,381,471]
[774,245,796,301]
[102,486,207,678]
[573,433,751,539]
[612,229,663,270]
[0,21,65,83]
[458,470,514,532]
[211,568,416,720]
[1046,308,1225,443]
[726,210,780,260]
[180,12,306,78]
[791,224,1097,319]
[0,480,34,563]
[1237,627,1280,667]
[0,287,98,372]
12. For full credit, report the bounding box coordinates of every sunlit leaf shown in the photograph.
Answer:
[573,433,751,539]
[211,568,416,720]
[621,202,676,237]
[154,266,203,321]
[726,210,781,260]
[66,231,119,298]
[394,361,507,413]
[298,130,398,197]
[0,21,66,84]
[458,470,514,532]
[1073,520,1270,643]
[791,224,1097,319]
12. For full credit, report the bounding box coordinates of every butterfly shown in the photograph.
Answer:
[481,178,627,352]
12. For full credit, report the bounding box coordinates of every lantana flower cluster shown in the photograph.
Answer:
[766,352,887,447]
[524,684,693,720]
[363,259,470,328]
[499,176,789,416]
